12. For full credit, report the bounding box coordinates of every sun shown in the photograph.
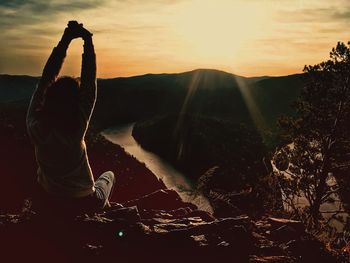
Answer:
[172,0,271,63]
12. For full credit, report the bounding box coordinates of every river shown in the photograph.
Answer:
[102,123,213,213]
[102,123,349,230]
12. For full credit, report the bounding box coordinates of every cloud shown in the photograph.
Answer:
[265,2,350,55]
[275,2,350,25]
[0,0,105,10]
[331,10,350,22]
[0,0,113,55]
[0,0,107,25]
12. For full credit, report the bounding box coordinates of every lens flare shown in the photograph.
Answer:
[234,76,268,139]
[117,230,124,237]
[173,70,202,161]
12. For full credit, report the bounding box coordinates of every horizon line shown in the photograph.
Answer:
[0,68,304,80]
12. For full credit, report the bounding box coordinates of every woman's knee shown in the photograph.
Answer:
[100,170,115,184]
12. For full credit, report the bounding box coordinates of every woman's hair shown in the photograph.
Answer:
[43,76,81,134]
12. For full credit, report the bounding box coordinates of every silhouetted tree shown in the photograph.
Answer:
[273,41,350,228]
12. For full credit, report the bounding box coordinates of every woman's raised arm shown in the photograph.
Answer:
[27,23,78,125]
[78,27,96,128]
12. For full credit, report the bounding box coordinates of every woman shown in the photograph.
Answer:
[26,21,115,212]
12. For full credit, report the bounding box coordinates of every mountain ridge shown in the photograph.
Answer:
[0,68,303,81]
[0,69,305,131]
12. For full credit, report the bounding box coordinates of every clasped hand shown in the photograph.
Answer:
[63,21,92,41]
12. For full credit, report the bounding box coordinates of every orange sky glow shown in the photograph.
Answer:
[1,0,350,78]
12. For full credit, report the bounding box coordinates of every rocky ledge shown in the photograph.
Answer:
[1,188,347,263]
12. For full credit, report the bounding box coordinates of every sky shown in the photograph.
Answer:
[0,0,350,78]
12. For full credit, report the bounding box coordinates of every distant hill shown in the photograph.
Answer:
[133,114,269,183]
[0,69,304,129]
[0,75,38,103]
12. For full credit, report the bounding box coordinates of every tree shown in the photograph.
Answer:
[273,41,350,228]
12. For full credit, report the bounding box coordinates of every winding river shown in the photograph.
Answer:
[103,124,348,231]
[102,123,213,213]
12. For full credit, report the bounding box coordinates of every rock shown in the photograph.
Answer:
[140,207,193,219]
[103,206,141,222]
[217,240,230,247]
[80,214,114,224]
[268,217,302,226]
[267,217,304,233]
[0,214,23,225]
[106,202,124,209]
[190,234,208,246]
[249,255,296,263]
[186,209,216,222]
[85,244,103,256]
[153,222,191,233]
[270,225,300,242]
[122,189,197,211]
[151,217,253,250]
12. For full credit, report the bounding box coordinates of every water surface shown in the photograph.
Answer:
[103,123,213,213]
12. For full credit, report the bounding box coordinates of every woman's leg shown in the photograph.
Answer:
[94,171,115,208]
